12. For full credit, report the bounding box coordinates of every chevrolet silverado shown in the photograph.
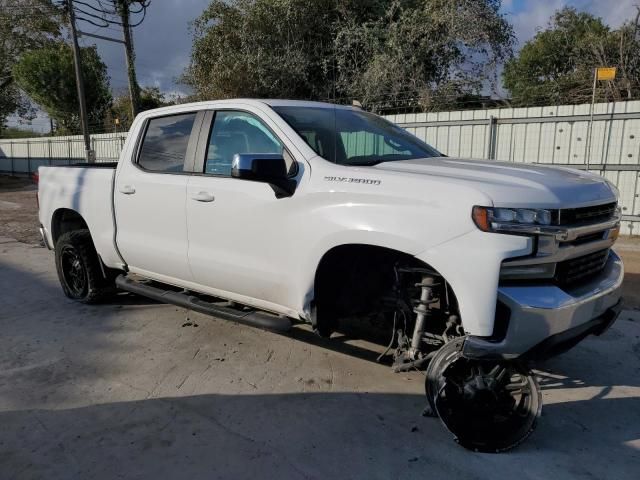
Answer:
[37,100,624,451]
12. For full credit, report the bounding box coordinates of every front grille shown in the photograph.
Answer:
[565,231,606,246]
[554,249,610,286]
[555,202,617,226]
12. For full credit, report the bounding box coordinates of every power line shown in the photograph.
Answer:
[55,1,151,121]
[53,0,150,29]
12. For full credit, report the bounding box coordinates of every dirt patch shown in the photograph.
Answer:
[616,237,640,311]
[0,175,40,244]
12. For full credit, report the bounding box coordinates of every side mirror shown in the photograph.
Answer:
[231,153,296,197]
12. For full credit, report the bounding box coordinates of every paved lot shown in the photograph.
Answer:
[1,236,640,479]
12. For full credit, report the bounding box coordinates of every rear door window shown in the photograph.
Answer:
[137,113,198,172]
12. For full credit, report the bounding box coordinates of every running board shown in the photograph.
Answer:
[115,275,292,333]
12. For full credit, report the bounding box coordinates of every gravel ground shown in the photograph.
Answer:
[0,176,40,244]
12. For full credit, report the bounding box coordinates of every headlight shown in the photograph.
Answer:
[472,206,552,232]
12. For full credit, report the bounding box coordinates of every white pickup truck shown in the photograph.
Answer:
[38,99,624,452]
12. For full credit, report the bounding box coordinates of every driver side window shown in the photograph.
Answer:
[205,111,284,176]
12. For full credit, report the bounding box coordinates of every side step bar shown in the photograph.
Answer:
[115,275,292,333]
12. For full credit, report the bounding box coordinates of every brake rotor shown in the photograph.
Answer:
[425,339,542,453]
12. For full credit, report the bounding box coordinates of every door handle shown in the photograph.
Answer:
[191,191,215,202]
[119,184,136,195]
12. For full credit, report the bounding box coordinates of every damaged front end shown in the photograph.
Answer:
[391,202,624,452]
[384,265,543,453]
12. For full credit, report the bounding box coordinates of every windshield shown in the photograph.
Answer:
[272,106,442,166]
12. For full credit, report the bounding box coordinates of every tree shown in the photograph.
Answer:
[107,86,168,130]
[595,8,640,101]
[0,0,61,132]
[503,7,640,106]
[334,0,514,112]
[13,42,112,134]
[183,0,515,112]
[183,0,341,101]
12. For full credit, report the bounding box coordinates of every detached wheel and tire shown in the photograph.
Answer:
[425,339,542,453]
[55,229,115,304]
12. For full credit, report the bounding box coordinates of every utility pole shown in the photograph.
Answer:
[585,69,598,172]
[117,0,140,119]
[66,0,94,162]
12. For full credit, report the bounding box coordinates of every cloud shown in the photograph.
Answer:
[587,0,639,28]
[80,0,208,94]
[504,0,565,46]
[503,0,639,48]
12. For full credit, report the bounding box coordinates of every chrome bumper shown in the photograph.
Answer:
[463,250,624,360]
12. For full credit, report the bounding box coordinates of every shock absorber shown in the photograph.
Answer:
[409,275,440,359]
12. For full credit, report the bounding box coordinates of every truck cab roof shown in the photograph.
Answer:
[137,99,357,119]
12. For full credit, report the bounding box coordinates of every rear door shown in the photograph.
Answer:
[114,111,203,282]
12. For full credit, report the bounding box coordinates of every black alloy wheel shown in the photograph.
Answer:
[425,339,542,453]
[59,244,88,298]
[54,229,117,303]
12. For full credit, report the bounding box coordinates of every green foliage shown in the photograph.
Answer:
[183,0,515,112]
[503,7,640,105]
[0,0,61,131]
[184,0,341,101]
[0,127,44,139]
[335,0,514,111]
[13,43,112,134]
[107,86,169,130]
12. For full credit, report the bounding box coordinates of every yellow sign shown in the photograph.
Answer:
[596,67,616,81]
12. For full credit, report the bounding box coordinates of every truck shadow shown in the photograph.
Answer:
[289,327,386,364]
[621,271,640,310]
[1,391,638,480]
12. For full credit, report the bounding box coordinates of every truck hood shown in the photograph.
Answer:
[373,157,617,209]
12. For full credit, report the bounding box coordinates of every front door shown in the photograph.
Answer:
[186,109,297,308]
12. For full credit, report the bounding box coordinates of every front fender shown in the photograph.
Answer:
[415,230,532,337]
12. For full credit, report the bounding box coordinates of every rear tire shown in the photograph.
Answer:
[55,229,115,304]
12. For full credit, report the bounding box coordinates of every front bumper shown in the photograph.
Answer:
[462,250,624,361]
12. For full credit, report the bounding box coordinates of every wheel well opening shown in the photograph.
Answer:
[313,244,459,342]
[51,209,89,246]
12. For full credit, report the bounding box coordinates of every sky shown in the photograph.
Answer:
[503,0,638,46]
[8,0,640,132]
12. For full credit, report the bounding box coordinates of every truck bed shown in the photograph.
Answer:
[38,165,121,268]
